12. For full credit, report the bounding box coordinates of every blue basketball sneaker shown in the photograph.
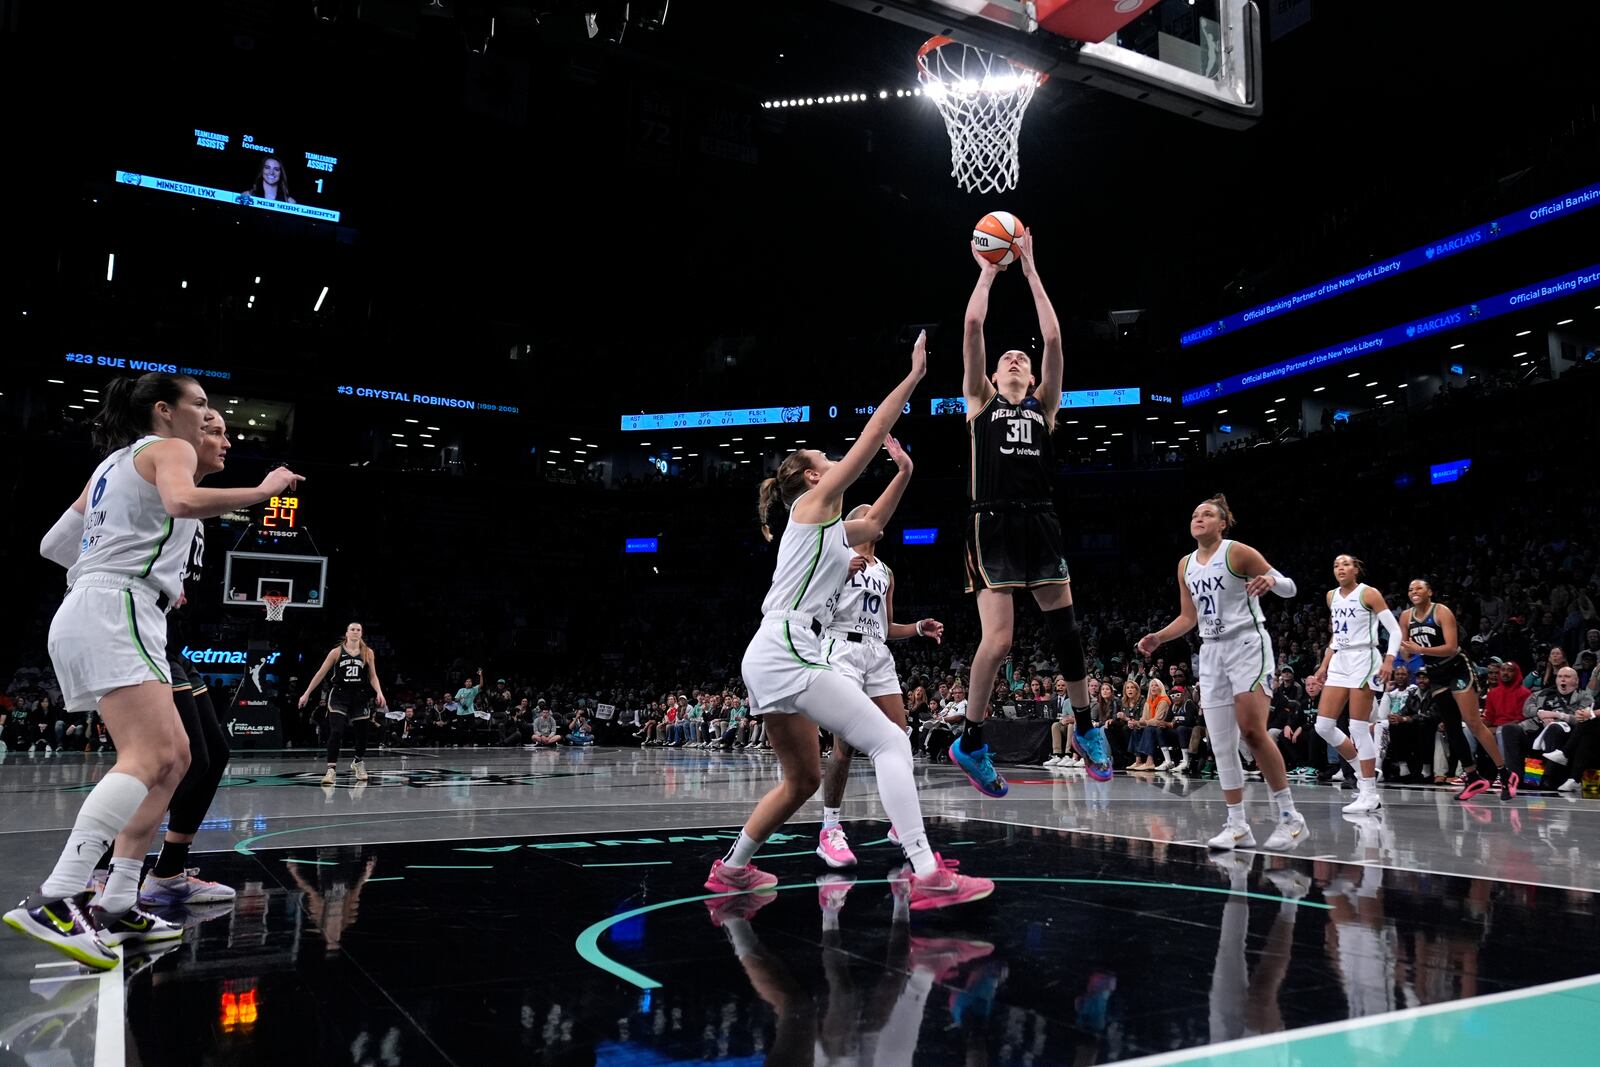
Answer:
[1072,726,1114,782]
[950,741,1008,798]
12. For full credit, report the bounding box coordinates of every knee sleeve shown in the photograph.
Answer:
[1203,705,1245,790]
[1043,604,1086,683]
[1314,715,1348,749]
[1349,718,1378,762]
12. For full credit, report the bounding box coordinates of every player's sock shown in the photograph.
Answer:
[822,807,842,831]
[961,720,984,753]
[722,831,762,869]
[39,773,148,900]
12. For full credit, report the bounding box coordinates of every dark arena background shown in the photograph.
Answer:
[3,2,1600,1064]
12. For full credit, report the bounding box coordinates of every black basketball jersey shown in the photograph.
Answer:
[334,646,368,691]
[1408,606,1462,669]
[180,524,205,586]
[967,391,1056,504]
[167,525,206,646]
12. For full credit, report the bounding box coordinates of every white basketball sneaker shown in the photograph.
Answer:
[1207,821,1256,850]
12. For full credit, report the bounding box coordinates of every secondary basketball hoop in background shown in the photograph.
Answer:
[916,35,1047,194]
[261,594,291,623]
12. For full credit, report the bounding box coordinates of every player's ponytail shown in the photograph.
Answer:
[1202,493,1236,532]
[91,372,197,455]
[757,452,817,542]
[758,478,781,543]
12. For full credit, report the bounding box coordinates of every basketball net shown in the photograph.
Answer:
[916,36,1047,194]
[262,595,290,623]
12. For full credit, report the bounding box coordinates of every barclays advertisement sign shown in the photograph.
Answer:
[1180,180,1600,347]
[1182,262,1600,405]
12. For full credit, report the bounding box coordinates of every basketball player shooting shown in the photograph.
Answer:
[950,228,1110,798]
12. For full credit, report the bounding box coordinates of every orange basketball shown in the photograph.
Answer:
[972,210,1024,266]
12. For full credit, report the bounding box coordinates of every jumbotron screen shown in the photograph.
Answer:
[113,123,346,224]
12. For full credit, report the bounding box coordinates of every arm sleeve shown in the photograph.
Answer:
[1267,567,1297,598]
[40,508,83,569]
[1375,608,1402,657]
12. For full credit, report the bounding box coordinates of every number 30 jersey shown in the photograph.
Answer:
[967,391,1056,504]
[1184,540,1268,644]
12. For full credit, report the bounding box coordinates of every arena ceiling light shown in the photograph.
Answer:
[1557,318,1574,325]
[1266,417,1276,423]
[1146,415,1158,420]
[1450,343,1466,350]
[1313,386,1326,392]
[1347,372,1361,378]
[1217,409,1228,414]
[406,418,419,424]
[427,426,440,431]
[314,285,329,311]
[105,253,115,281]
[1513,351,1528,357]
[1516,329,1533,336]
[1375,393,1388,399]
[1365,381,1379,387]
[1273,397,1286,402]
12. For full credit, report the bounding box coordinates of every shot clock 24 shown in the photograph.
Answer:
[261,495,300,535]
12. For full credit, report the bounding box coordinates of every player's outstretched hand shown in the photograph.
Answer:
[884,435,913,473]
[259,466,304,497]
[908,330,928,381]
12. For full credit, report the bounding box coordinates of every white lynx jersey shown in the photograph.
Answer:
[759,493,853,622]
[1329,584,1379,650]
[68,435,199,602]
[1184,540,1268,643]
[829,556,891,641]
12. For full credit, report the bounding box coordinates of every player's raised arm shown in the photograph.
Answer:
[1016,230,1063,424]
[963,245,1000,412]
[843,436,913,546]
[813,332,927,504]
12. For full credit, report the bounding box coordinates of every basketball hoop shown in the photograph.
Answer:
[916,36,1047,194]
[262,594,290,623]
